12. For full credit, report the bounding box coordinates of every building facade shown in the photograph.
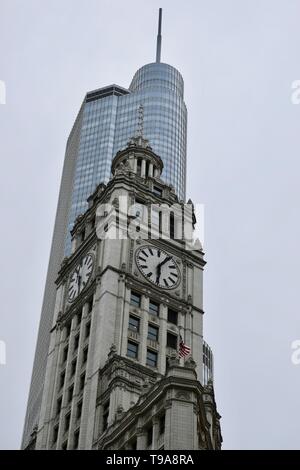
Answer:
[28,137,221,450]
[22,12,188,448]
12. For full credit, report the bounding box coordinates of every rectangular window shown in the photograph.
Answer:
[85,321,91,339]
[167,332,178,350]
[65,323,71,339]
[129,315,140,332]
[77,311,82,326]
[68,385,74,403]
[57,397,62,415]
[103,401,110,431]
[130,291,141,308]
[59,371,65,389]
[80,229,85,242]
[65,413,71,432]
[127,341,138,359]
[73,429,80,449]
[74,334,79,351]
[159,414,165,435]
[87,296,93,313]
[80,373,85,391]
[146,349,158,367]
[53,425,59,444]
[167,308,178,325]
[170,213,175,239]
[129,439,137,450]
[148,325,159,342]
[147,426,153,446]
[76,400,82,420]
[61,440,67,450]
[149,300,159,316]
[71,359,77,376]
[83,346,88,364]
[62,345,68,363]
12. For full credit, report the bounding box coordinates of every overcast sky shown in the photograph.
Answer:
[1,0,300,450]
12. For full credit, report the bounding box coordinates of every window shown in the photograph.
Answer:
[103,401,110,431]
[87,296,93,313]
[148,325,159,342]
[65,323,71,339]
[85,321,91,339]
[167,308,178,325]
[53,425,59,444]
[79,229,85,242]
[57,397,62,415]
[128,315,140,332]
[74,334,79,351]
[77,311,82,326]
[79,373,85,391]
[146,349,158,367]
[59,371,65,389]
[62,345,68,363]
[149,300,159,316]
[167,333,178,350]
[61,440,67,450]
[71,359,77,376]
[128,439,137,450]
[147,426,153,446]
[159,414,165,435]
[68,385,74,403]
[65,413,71,432]
[130,291,141,308]
[137,159,142,176]
[73,429,80,449]
[153,186,163,197]
[82,346,88,364]
[170,212,175,239]
[127,341,138,359]
[76,401,82,420]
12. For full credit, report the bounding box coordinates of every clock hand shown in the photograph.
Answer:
[157,256,172,269]
[156,263,161,284]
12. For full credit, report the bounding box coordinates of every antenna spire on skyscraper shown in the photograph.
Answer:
[156,8,162,63]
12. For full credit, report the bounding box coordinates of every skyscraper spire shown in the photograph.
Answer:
[156,8,162,63]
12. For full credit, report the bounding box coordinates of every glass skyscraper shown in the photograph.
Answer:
[22,10,187,448]
[65,63,186,254]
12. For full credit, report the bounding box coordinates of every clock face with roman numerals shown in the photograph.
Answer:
[136,246,180,289]
[68,253,94,302]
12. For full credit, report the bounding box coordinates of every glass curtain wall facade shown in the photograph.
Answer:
[65,63,186,254]
[22,62,187,448]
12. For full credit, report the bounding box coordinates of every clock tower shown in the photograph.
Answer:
[33,136,222,450]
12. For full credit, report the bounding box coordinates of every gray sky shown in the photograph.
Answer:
[1,0,300,450]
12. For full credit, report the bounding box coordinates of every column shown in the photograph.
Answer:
[141,159,146,178]
[149,162,154,177]
[140,295,149,365]
[136,428,147,450]
[152,417,159,450]
[158,303,167,373]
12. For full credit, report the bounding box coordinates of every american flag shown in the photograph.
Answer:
[179,335,191,358]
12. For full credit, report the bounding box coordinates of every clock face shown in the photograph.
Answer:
[68,253,94,302]
[136,246,180,289]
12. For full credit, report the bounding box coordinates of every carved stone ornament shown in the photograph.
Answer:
[108,343,117,359]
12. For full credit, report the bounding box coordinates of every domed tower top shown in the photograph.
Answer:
[111,135,164,179]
